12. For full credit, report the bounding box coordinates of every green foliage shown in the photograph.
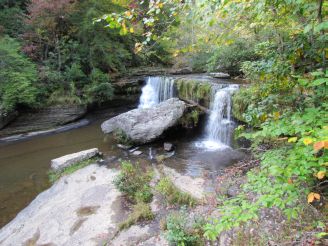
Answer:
[176,79,212,108]
[0,6,25,37]
[48,157,99,183]
[114,161,153,203]
[156,177,197,207]
[85,69,114,104]
[0,36,38,113]
[113,129,133,146]
[164,207,205,246]
[119,201,154,231]
[207,39,257,75]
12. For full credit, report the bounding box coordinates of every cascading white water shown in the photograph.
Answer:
[197,84,238,150]
[138,76,175,109]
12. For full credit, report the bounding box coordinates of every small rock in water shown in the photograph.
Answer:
[117,144,131,150]
[132,150,143,156]
[209,72,231,79]
[129,147,139,153]
[164,142,174,152]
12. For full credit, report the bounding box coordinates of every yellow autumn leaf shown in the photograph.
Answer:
[273,111,280,120]
[303,138,313,145]
[129,27,134,33]
[316,171,326,180]
[307,192,321,203]
[288,137,298,143]
[125,11,132,17]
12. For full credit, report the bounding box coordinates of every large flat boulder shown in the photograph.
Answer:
[101,98,186,144]
[51,148,99,172]
[0,164,121,246]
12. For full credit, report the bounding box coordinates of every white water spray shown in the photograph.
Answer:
[197,85,238,150]
[138,76,175,108]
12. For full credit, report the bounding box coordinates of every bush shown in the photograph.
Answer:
[156,177,197,207]
[114,161,153,203]
[165,208,205,246]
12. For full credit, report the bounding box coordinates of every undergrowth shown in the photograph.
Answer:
[118,202,154,231]
[156,177,197,207]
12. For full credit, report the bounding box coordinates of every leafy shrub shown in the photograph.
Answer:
[156,177,196,207]
[165,207,205,246]
[119,201,154,230]
[114,161,153,203]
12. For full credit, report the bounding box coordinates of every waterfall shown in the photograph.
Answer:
[197,84,238,150]
[138,76,175,109]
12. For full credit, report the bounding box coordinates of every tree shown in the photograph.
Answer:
[0,36,38,112]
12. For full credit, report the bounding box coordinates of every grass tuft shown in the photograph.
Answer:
[156,177,197,207]
[118,202,154,231]
[48,157,99,183]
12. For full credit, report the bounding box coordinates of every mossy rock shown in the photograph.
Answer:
[175,79,212,108]
[231,88,252,123]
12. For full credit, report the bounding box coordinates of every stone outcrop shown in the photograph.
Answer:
[162,166,206,200]
[0,110,18,130]
[101,98,186,144]
[0,105,87,138]
[0,164,121,246]
[51,148,99,171]
[209,72,231,79]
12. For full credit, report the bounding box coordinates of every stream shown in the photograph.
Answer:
[0,75,245,228]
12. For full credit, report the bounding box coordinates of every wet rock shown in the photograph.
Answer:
[117,144,131,150]
[209,72,231,79]
[101,98,186,144]
[0,164,121,245]
[0,110,18,130]
[162,166,206,200]
[170,67,192,75]
[0,105,87,138]
[164,142,174,152]
[51,148,99,172]
[132,150,143,156]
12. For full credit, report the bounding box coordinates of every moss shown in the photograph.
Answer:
[232,87,253,123]
[179,108,201,128]
[175,79,212,108]
[118,202,154,231]
[48,157,99,183]
[156,177,197,207]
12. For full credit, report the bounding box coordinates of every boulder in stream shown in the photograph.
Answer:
[101,98,186,144]
[51,148,99,171]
